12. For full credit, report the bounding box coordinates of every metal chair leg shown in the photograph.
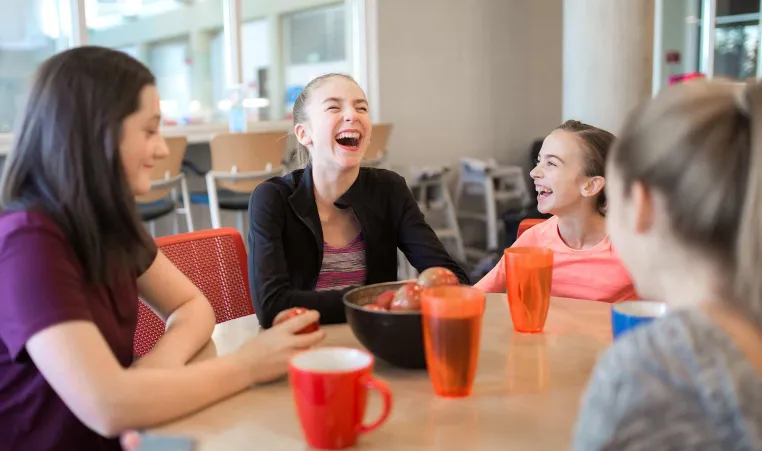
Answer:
[441,182,466,262]
[206,173,222,229]
[236,211,245,236]
[180,175,194,232]
[484,177,499,251]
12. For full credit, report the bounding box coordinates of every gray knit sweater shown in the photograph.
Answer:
[574,309,762,450]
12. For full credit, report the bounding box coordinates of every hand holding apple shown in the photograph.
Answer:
[272,307,320,334]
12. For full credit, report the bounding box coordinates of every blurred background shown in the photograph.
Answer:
[1,0,758,166]
[0,0,757,268]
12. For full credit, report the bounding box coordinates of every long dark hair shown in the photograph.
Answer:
[0,46,157,284]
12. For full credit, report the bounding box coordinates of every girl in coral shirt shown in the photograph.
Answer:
[475,121,637,303]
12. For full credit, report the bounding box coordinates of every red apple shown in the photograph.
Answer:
[417,267,459,288]
[375,290,396,309]
[272,307,319,334]
[363,304,387,312]
[390,283,423,311]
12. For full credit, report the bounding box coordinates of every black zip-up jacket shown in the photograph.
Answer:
[248,165,470,328]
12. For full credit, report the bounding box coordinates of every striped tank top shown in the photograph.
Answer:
[315,233,367,291]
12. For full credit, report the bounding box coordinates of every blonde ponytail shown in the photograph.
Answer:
[733,84,762,317]
[612,79,762,323]
[288,144,311,169]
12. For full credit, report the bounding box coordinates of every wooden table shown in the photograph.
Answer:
[149,294,613,450]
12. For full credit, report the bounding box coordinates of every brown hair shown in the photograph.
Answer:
[0,46,157,284]
[289,73,361,167]
[612,80,762,320]
[556,120,615,216]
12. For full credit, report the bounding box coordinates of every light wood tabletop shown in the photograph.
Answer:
[148,294,613,450]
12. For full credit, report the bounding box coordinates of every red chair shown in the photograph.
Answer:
[517,218,546,239]
[133,228,254,357]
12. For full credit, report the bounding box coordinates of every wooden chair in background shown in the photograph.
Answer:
[197,131,287,232]
[135,136,194,236]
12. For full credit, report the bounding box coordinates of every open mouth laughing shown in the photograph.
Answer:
[335,130,362,151]
[536,184,553,200]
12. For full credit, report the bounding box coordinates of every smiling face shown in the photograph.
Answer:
[530,129,605,216]
[119,85,169,196]
[294,75,372,172]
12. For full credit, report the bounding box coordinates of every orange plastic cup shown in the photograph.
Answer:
[504,247,554,333]
[421,286,486,397]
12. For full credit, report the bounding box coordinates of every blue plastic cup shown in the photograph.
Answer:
[611,301,667,340]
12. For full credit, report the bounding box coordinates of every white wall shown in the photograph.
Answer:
[375,0,563,167]
[563,0,654,134]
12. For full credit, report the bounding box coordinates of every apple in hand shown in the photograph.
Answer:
[272,307,319,334]
[417,267,459,288]
[374,290,396,310]
[390,283,423,311]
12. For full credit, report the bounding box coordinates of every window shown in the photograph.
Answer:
[654,0,762,92]
[86,0,223,125]
[714,22,759,80]
[0,0,370,133]
[211,19,270,122]
[281,4,353,118]
[716,0,759,16]
[712,0,760,81]
[237,1,359,122]
[0,0,73,132]
[286,5,346,65]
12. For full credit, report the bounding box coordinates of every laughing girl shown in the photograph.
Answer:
[475,121,637,303]
[248,73,469,328]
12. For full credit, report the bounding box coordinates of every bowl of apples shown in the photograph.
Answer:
[343,267,460,369]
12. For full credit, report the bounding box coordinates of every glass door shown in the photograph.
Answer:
[653,0,762,93]
[711,0,760,81]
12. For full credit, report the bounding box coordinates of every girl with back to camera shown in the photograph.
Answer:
[475,120,637,303]
[248,73,470,328]
[0,46,324,450]
[574,80,762,449]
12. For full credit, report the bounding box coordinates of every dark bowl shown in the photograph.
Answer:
[343,280,427,370]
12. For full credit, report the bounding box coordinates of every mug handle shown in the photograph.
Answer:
[359,377,393,434]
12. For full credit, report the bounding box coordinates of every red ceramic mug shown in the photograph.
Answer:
[289,347,393,450]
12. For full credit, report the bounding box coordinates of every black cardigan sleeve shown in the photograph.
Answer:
[391,173,471,285]
[248,183,348,328]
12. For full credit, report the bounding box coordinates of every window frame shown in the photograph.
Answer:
[0,0,379,153]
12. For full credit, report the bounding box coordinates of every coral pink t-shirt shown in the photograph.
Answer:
[475,216,638,303]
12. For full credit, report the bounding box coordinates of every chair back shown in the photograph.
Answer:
[135,136,187,203]
[517,218,546,239]
[364,123,392,161]
[209,131,287,193]
[134,302,165,358]
[133,228,254,357]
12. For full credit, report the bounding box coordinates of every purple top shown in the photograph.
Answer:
[0,211,147,450]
